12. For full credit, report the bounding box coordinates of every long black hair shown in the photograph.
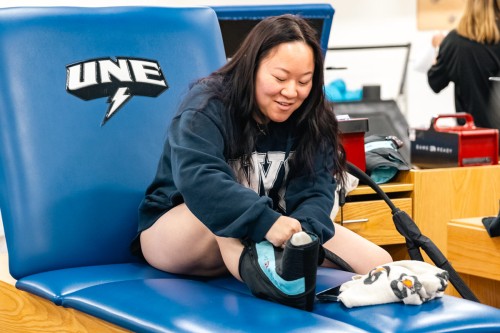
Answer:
[200,14,345,184]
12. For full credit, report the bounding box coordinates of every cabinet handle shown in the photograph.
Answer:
[342,218,369,224]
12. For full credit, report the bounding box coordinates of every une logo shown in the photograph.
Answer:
[66,57,168,125]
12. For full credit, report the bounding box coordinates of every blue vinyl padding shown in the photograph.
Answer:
[1,5,500,333]
[208,267,500,333]
[206,265,356,296]
[313,295,500,333]
[15,263,174,305]
[58,267,500,333]
[61,278,368,333]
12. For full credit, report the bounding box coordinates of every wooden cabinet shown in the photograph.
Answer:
[338,164,500,307]
[402,165,500,255]
[334,198,410,245]
[447,217,500,308]
[334,173,414,258]
[335,165,500,252]
[448,218,500,282]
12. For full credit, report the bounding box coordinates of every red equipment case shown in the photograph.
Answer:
[338,118,369,171]
[411,113,499,168]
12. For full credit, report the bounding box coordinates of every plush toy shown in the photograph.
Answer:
[335,260,449,308]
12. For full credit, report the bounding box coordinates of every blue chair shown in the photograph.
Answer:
[0,5,360,332]
[0,5,226,297]
[1,5,499,333]
[212,3,334,58]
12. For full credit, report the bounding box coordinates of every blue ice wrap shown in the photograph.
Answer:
[255,241,305,295]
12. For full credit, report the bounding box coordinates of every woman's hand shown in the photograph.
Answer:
[432,32,445,48]
[265,216,302,248]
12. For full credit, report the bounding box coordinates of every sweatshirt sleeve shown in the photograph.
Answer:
[169,104,281,242]
[427,33,454,93]
[286,148,337,244]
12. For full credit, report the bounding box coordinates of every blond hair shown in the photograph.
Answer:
[457,0,500,43]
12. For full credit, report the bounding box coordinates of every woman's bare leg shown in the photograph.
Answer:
[215,236,245,281]
[140,203,234,277]
[141,204,389,279]
[322,223,393,274]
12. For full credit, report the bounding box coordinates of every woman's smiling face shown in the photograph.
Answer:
[254,41,314,123]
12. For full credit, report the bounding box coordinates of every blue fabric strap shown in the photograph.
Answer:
[255,241,305,295]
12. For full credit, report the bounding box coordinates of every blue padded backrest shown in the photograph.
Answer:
[0,6,226,279]
[211,4,334,58]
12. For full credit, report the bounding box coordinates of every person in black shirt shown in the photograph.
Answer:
[428,0,500,140]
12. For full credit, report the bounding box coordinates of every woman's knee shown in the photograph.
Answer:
[372,246,393,266]
[322,224,393,274]
[352,244,393,274]
[141,229,226,276]
[140,204,227,276]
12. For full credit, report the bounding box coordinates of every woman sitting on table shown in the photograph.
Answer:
[132,14,392,309]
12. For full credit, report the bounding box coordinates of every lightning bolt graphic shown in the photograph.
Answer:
[102,87,132,126]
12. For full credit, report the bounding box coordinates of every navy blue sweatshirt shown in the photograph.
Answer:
[135,82,337,247]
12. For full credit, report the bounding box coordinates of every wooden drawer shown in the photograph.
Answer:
[334,198,412,245]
